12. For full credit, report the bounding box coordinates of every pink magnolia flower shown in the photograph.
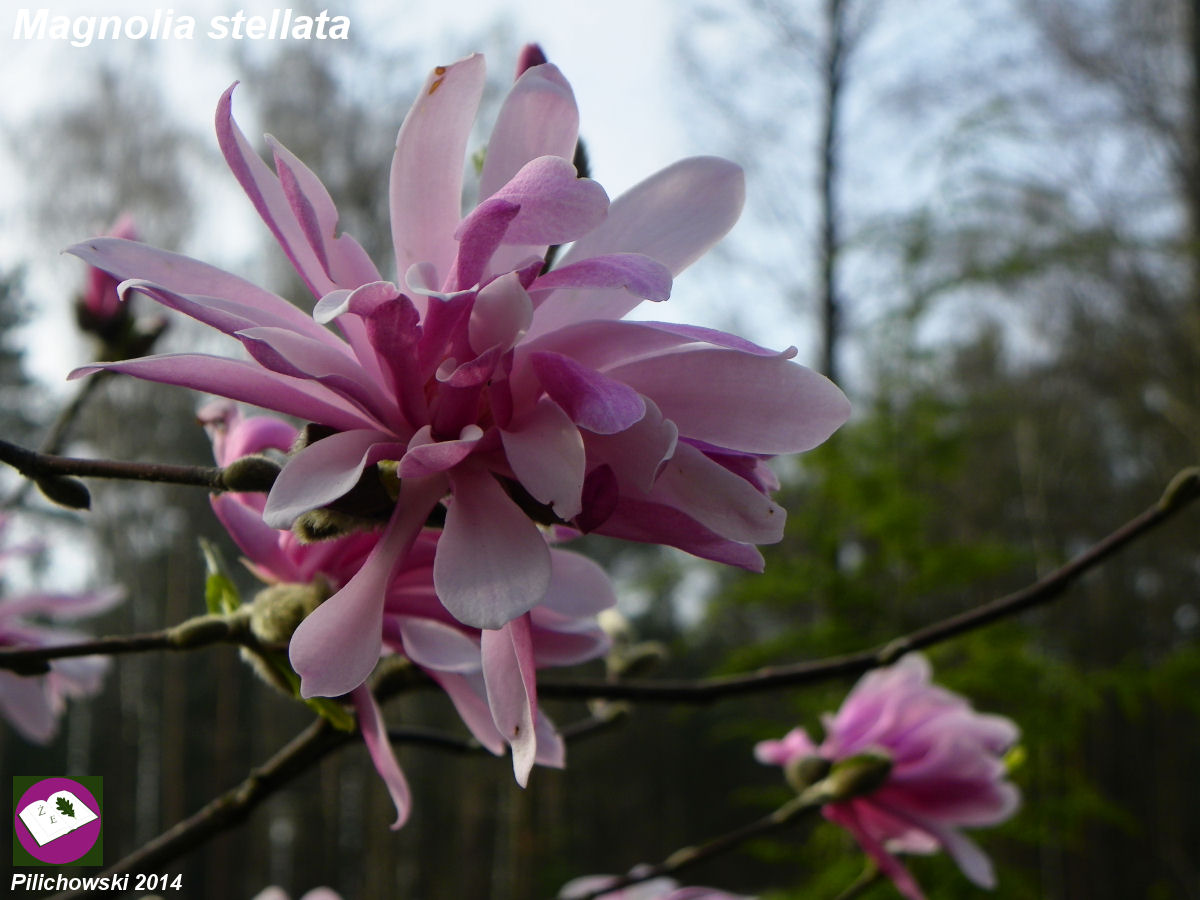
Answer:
[559,873,754,900]
[75,214,168,357]
[70,47,849,701]
[79,213,138,326]
[251,889,341,900]
[202,404,612,823]
[0,516,123,744]
[755,655,1020,900]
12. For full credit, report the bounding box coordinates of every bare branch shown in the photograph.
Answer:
[0,437,237,493]
[47,717,353,900]
[540,467,1200,703]
[0,612,255,675]
[562,789,824,900]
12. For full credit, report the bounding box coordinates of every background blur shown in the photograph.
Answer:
[1,1,1199,898]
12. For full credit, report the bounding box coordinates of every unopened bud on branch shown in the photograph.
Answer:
[785,754,832,793]
[220,455,281,493]
[823,752,893,802]
[249,580,331,645]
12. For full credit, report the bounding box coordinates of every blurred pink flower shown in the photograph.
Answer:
[251,888,341,900]
[71,46,848,701]
[203,404,612,821]
[79,213,138,326]
[755,655,1020,900]
[559,872,754,900]
[0,516,123,744]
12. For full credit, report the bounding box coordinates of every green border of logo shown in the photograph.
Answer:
[11,776,103,867]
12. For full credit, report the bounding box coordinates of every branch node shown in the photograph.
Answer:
[876,637,912,665]
[1158,466,1200,512]
[34,475,92,510]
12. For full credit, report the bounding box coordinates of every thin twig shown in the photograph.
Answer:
[0,438,232,492]
[540,467,1200,703]
[561,790,824,900]
[0,612,254,675]
[831,863,883,900]
[2,372,111,510]
[46,717,354,900]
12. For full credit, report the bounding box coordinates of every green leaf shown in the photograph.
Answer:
[256,646,356,732]
[55,796,75,818]
[200,538,241,615]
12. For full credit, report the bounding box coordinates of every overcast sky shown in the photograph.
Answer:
[1,0,732,385]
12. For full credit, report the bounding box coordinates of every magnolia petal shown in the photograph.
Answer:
[451,198,521,290]
[204,408,297,465]
[542,548,618,618]
[117,279,318,344]
[650,441,785,544]
[210,495,303,585]
[480,63,578,202]
[754,727,819,766]
[67,238,338,347]
[528,608,610,667]
[925,822,996,889]
[500,399,585,520]
[397,616,481,673]
[595,496,766,571]
[351,686,412,830]
[262,429,397,529]
[69,355,377,434]
[426,671,507,756]
[533,710,566,769]
[0,672,56,744]
[217,84,337,299]
[481,616,538,786]
[236,326,397,426]
[530,352,646,435]
[828,803,928,900]
[266,135,382,288]
[488,155,608,246]
[391,55,487,279]
[290,479,442,698]
[469,271,533,355]
[607,348,851,454]
[397,424,483,478]
[0,586,124,623]
[527,156,745,338]
[530,253,672,302]
[636,321,795,357]
[434,464,551,629]
[585,397,678,493]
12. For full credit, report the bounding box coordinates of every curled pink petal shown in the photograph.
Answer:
[262,429,400,529]
[290,477,443,698]
[531,352,646,435]
[482,616,538,786]
[351,685,412,830]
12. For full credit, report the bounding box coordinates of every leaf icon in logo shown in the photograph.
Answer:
[55,796,75,818]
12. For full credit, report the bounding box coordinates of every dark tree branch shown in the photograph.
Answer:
[2,371,112,511]
[0,612,255,675]
[46,717,354,900]
[540,467,1200,703]
[561,789,825,900]
[0,437,236,493]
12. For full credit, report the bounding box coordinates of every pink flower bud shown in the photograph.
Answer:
[78,214,138,328]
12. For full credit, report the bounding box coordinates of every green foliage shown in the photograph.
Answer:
[55,796,75,818]
[201,539,241,615]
